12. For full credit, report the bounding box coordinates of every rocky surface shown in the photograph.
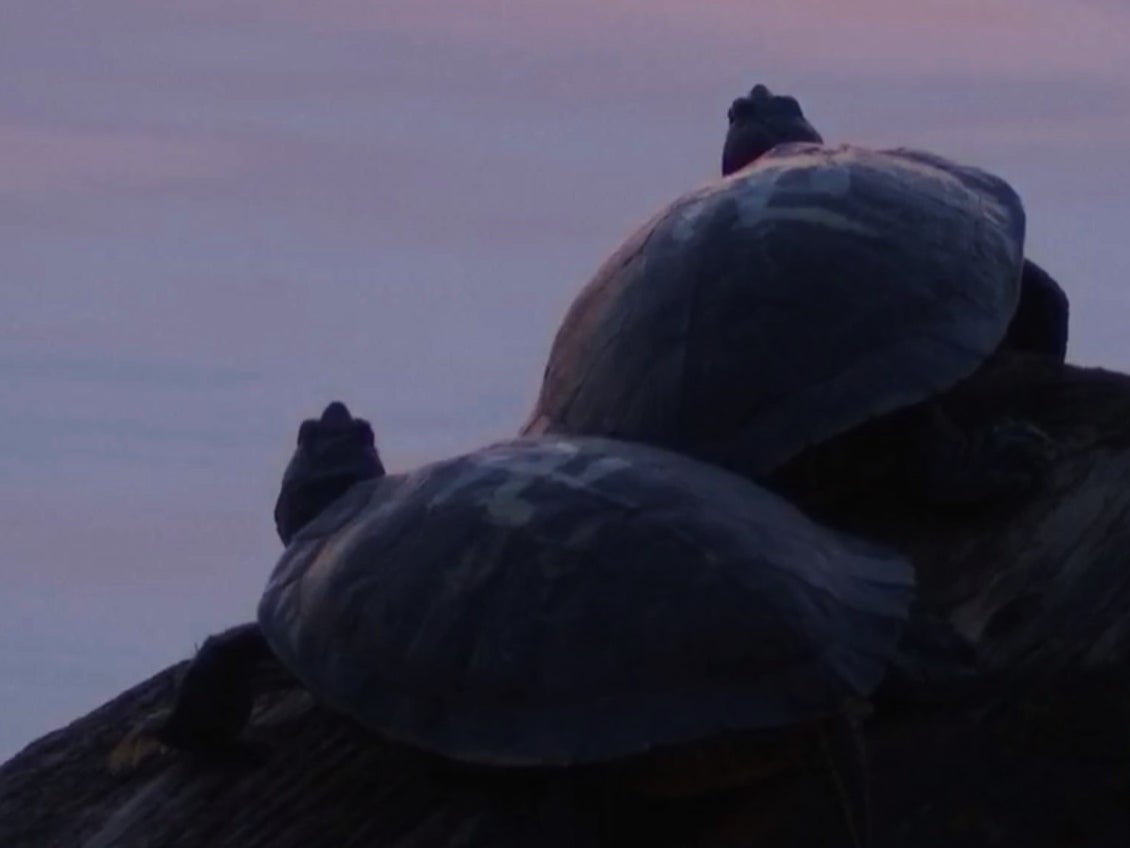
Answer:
[2,358,1128,846]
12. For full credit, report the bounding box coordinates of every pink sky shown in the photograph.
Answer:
[2,1,1129,757]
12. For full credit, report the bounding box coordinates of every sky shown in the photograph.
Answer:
[2,1,1129,759]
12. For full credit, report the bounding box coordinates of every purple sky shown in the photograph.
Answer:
[2,1,1129,758]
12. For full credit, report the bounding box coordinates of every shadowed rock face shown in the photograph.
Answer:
[2,360,1129,847]
[0,667,853,848]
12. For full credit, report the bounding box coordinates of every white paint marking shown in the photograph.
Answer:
[428,442,634,528]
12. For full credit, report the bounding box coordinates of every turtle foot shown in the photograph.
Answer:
[145,622,273,759]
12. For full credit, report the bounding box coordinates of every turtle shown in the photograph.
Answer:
[521,141,1059,510]
[721,83,1069,361]
[139,401,919,846]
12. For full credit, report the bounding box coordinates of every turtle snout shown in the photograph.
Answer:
[320,401,354,426]
[319,402,375,446]
[296,402,364,448]
[727,84,804,125]
[295,402,378,457]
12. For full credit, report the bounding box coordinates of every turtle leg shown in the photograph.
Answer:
[157,621,284,755]
[901,402,1056,509]
[1002,259,1069,361]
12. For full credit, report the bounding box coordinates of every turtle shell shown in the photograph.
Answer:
[523,144,1026,478]
[258,436,912,767]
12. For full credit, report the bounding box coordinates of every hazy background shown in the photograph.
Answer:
[2,0,1128,758]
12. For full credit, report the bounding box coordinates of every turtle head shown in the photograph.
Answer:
[273,401,386,545]
[722,84,823,176]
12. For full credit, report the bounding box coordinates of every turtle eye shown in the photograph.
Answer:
[297,419,318,446]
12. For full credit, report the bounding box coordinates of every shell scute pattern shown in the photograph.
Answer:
[526,144,1026,478]
[258,437,914,766]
